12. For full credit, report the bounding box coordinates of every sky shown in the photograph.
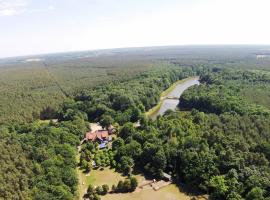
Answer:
[0,0,270,58]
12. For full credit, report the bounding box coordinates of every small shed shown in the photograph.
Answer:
[162,172,172,182]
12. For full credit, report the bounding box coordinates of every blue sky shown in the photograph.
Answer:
[0,0,270,58]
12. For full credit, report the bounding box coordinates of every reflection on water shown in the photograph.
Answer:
[150,77,199,119]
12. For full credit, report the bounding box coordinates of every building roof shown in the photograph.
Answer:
[99,142,107,149]
[100,130,108,138]
[163,172,172,179]
[85,132,96,140]
[85,130,109,141]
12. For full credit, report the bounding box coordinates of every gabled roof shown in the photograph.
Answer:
[85,131,96,140]
[85,130,109,141]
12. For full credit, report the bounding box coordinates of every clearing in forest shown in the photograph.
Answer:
[79,167,205,200]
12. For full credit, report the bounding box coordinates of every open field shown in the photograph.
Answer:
[77,167,205,200]
[85,168,125,187]
[102,184,195,200]
[77,167,126,198]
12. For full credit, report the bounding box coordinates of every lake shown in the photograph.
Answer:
[149,77,200,119]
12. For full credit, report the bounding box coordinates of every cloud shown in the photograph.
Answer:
[0,0,27,16]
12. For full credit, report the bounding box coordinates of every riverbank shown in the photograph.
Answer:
[146,76,199,118]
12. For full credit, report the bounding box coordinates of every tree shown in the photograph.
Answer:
[119,156,134,175]
[227,192,243,200]
[209,175,229,199]
[138,114,148,128]
[142,143,167,177]
[130,107,141,122]
[93,193,101,200]
[119,123,135,140]
[82,160,91,172]
[114,178,137,193]
[100,115,114,129]
[246,187,265,200]
[117,180,124,192]
[111,184,116,192]
[112,138,125,151]
[130,177,138,191]
[87,185,95,195]
[95,186,103,195]
[123,179,131,192]
[102,184,109,195]
[40,106,58,120]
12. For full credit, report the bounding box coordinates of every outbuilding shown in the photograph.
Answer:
[162,172,172,182]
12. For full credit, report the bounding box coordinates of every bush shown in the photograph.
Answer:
[111,184,116,192]
[95,186,103,195]
[86,184,101,200]
[130,177,138,191]
[115,177,138,193]
[102,184,109,195]
[87,185,95,195]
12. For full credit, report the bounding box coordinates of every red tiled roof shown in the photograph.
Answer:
[85,131,96,140]
[85,130,109,141]
[101,130,108,137]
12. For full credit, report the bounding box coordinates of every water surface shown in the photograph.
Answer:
[150,77,199,119]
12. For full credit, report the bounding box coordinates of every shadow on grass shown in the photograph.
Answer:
[175,180,207,199]
[132,167,153,180]
[77,163,91,174]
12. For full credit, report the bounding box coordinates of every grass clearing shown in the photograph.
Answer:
[78,166,204,200]
[77,167,126,198]
[85,168,125,187]
[102,184,193,200]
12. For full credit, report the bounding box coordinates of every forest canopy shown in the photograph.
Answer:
[1,48,270,200]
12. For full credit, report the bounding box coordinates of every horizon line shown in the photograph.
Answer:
[1,44,270,60]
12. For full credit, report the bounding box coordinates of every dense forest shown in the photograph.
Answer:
[0,117,87,199]
[180,69,270,115]
[1,47,270,200]
[0,65,195,199]
[77,68,270,199]
[0,53,155,123]
[1,46,270,123]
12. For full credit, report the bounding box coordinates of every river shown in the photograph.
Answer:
[149,77,200,119]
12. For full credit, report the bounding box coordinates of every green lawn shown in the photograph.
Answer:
[77,166,207,200]
[85,168,125,187]
[77,167,126,199]
[102,184,194,200]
